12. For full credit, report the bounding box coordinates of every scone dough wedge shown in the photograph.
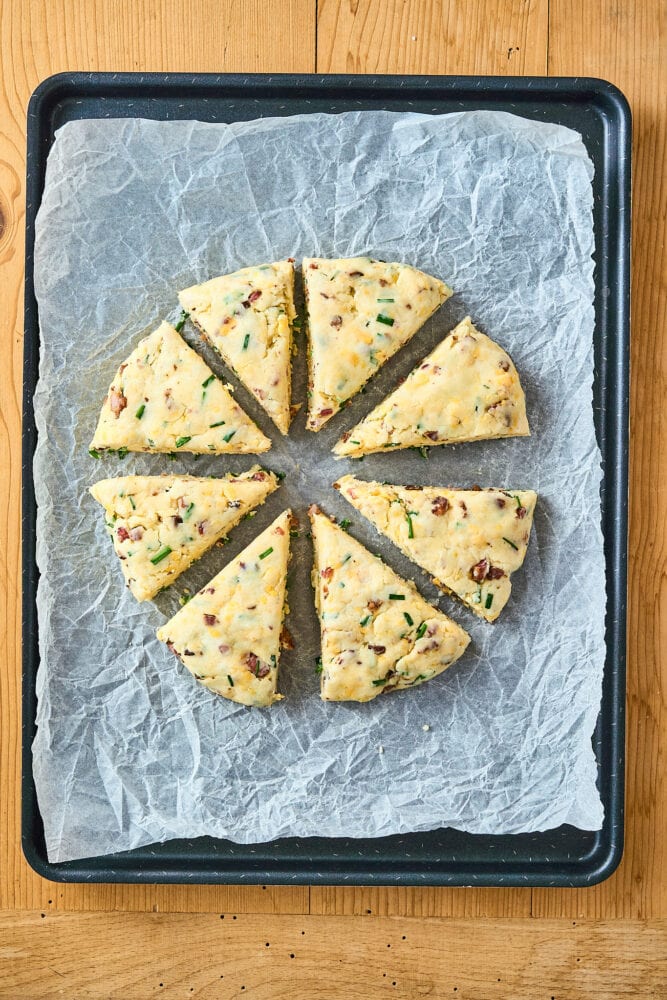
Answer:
[304,257,451,431]
[309,505,469,702]
[90,321,270,455]
[90,466,279,602]
[335,475,537,623]
[179,261,296,434]
[334,316,529,457]
[157,510,292,707]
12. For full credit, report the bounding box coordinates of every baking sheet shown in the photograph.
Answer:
[31,109,605,864]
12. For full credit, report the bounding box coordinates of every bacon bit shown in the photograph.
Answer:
[498,359,510,372]
[424,430,439,442]
[247,289,262,303]
[496,497,506,508]
[320,291,331,299]
[116,526,130,542]
[275,526,285,536]
[250,471,267,481]
[166,641,177,656]
[321,566,334,581]
[405,484,421,490]
[183,649,196,656]
[178,496,187,508]
[241,299,251,309]
[172,515,183,526]
[471,558,489,582]
[218,643,230,654]
[431,496,449,516]
[330,315,343,328]
[109,389,127,418]
[309,262,319,269]
[128,527,143,541]
[368,644,386,655]
[460,501,468,517]
[487,401,512,426]
[244,652,270,678]
[367,599,382,611]
[487,566,505,580]
[205,587,216,594]
[319,407,334,417]
[280,625,294,650]
[118,363,127,375]
[426,624,438,637]
[379,278,389,286]
[349,270,364,277]
[197,520,208,535]
[418,640,439,653]
[203,614,218,626]
[164,388,176,411]
[472,485,482,491]
[516,506,527,519]
[406,304,412,310]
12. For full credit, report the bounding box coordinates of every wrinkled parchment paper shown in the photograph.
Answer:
[32,110,604,863]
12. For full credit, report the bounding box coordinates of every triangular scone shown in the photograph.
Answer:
[179,261,296,434]
[90,321,270,455]
[157,510,292,708]
[304,257,451,431]
[90,466,279,602]
[309,505,469,702]
[335,476,537,623]
[333,316,529,457]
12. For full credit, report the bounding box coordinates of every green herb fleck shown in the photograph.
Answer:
[183,502,195,520]
[503,536,519,551]
[377,297,395,303]
[289,530,299,538]
[259,547,273,559]
[129,496,136,510]
[117,447,128,460]
[376,313,395,326]
[223,430,237,443]
[275,471,286,480]
[227,674,234,687]
[372,675,391,687]
[135,404,145,419]
[179,593,193,607]
[174,310,189,333]
[175,436,192,448]
[242,333,250,351]
[406,510,416,539]
[88,448,101,459]
[403,612,414,626]
[418,446,430,459]
[360,614,372,627]
[389,594,405,601]
[340,519,352,531]
[150,545,172,565]
[315,657,323,674]
[415,622,427,639]
[202,374,216,389]
[485,593,494,609]
[210,420,226,428]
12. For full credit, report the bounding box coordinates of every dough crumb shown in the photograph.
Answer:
[422,724,430,732]
[378,745,384,754]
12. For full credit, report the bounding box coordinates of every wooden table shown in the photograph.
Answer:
[1,2,664,996]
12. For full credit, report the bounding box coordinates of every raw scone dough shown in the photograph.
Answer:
[335,476,537,623]
[304,256,451,431]
[179,260,296,434]
[90,321,270,455]
[157,510,292,707]
[309,505,470,702]
[334,316,529,457]
[90,466,279,601]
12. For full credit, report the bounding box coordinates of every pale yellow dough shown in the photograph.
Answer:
[335,476,537,623]
[90,321,270,455]
[309,506,470,702]
[179,260,296,434]
[334,316,529,457]
[304,256,451,431]
[90,466,278,602]
[157,510,292,708]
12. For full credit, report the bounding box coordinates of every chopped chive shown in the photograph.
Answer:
[514,495,523,508]
[315,656,323,674]
[175,436,192,448]
[377,297,395,303]
[129,496,136,510]
[372,676,390,687]
[289,530,299,538]
[406,510,416,539]
[88,448,100,459]
[503,536,519,551]
[135,404,145,419]
[147,438,155,447]
[183,502,195,520]
[150,545,172,565]
[275,470,286,480]
[350,440,361,445]
[242,333,250,351]
[202,374,216,388]
[360,615,371,627]
[339,519,352,531]
[485,593,494,609]
[117,447,128,460]
[376,313,395,326]
[210,420,226,428]
[223,430,236,443]
[174,310,189,333]
[418,446,430,459]
[389,594,405,601]
[179,593,193,607]
[227,674,234,687]
[415,622,427,639]
[292,317,302,329]
[259,547,273,559]
[403,612,414,626]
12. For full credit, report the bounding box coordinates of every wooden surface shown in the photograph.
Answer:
[1,0,665,994]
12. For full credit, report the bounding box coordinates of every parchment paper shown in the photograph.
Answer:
[32,110,604,864]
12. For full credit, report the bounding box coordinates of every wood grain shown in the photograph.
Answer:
[1,911,665,999]
[316,0,548,75]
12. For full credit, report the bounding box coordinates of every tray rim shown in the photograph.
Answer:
[21,71,630,887]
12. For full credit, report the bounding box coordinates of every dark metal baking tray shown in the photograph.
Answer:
[22,73,630,886]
